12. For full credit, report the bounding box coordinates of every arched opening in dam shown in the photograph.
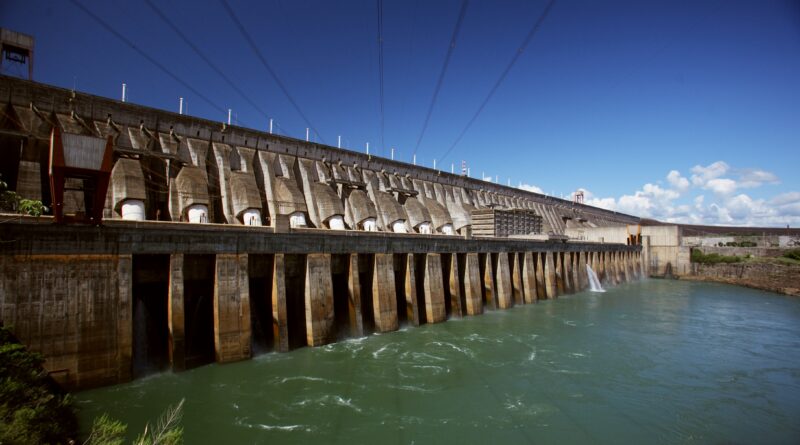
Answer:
[441,253,456,318]
[331,254,355,340]
[284,254,308,350]
[247,254,274,354]
[392,253,410,326]
[183,254,216,369]
[478,253,492,309]
[357,254,376,335]
[131,254,170,378]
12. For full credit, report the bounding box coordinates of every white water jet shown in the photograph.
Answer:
[586,264,605,292]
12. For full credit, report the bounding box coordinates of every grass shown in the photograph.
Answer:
[691,249,742,264]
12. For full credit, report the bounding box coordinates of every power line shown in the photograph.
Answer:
[144,0,270,124]
[377,0,385,155]
[413,0,469,157]
[218,0,325,144]
[439,0,556,163]
[67,0,228,118]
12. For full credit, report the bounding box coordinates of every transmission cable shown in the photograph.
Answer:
[144,0,271,124]
[377,0,386,155]
[67,0,229,119]
[438,0,555,163]
[413,0,469,157]
[218,0,325,144]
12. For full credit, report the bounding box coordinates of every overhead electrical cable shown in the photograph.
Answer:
[413,0,469,157]
[144,0,271,123]
[438,0,556,163]
[218,0,325,144]
[377,0,386,155]
[68,0,229,118]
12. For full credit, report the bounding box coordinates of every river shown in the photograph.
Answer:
[76,280,800,444]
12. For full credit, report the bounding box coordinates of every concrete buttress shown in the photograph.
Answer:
[423,253,447,323]
[522,252,537,304]
[447,254,463,317]
[545,252,557,299]
[511,253,524,305]
[536,253,547,299]
[214,254,251,362]
[483,254,497,309]
[496,253,514,309]
[168,253,186,371]
[578,251,588,291]
[404,254,420,326]
[555,252,565,295]
[272,254,289,352]
[117,255,133,382]
[372,253,399,332]
[463,253,483,315]
[304,253,335,346]
[347,254,365,337]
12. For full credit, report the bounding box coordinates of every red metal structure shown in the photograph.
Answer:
[49,126,113,224]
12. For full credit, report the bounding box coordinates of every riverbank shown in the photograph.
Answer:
[681,259,800,297]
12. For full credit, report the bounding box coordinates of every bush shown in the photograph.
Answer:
[0,326,78,444]
[691,249,742,264]
[783,249,800,261]
[1,326,184,445]
[739,241,757,247]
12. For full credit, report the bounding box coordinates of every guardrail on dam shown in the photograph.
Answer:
[0,75,643,390]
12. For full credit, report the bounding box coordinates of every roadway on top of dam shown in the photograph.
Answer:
[0,216,639,256]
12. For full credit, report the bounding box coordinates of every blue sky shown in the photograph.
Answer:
[2,0,799,226]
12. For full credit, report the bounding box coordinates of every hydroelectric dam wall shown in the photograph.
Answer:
[0,75,643,390]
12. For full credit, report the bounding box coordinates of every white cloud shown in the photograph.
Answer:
[739,169,780,188]
[771,192,800,206]
[691,161,729,187]
[666,170,690,192]
[517,182,543,194]
[574,162,800,227]
[704,178,737,195]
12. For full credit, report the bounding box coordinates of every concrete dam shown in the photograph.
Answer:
[0,75,645,390]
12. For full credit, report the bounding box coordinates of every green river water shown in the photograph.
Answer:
[76,280,800,444]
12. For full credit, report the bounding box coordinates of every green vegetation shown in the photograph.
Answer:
[724,241,757,247]
[0,326,78,444]
[85,399,184,445]
[691,249,743,264]
[783,249,800,261]
[1,325,184,445]
[0,175,48,217]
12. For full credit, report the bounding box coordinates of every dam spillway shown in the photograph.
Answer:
[0,75,644,390]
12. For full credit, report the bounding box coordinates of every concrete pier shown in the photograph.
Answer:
[422,254,446,323]
[272,254,289,352]
[545,252,558,299]
[403,254,421,326]
[304,253,334,347]
[463,253,483,315]
[169,253,186,371]
[511,253,525,306]
[372,254,399,332]
[214,254,252,361]
[522,252,537,304]
[495,253,514,309]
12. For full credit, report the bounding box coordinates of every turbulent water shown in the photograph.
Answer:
[76,280,800,444]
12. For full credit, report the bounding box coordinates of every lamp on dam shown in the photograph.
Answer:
[242,209,262,226]
[392,220,408,233]
[120,199,145,221]
[187,204,209,223]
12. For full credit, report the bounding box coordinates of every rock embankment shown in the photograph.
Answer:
[683,262,800,297]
